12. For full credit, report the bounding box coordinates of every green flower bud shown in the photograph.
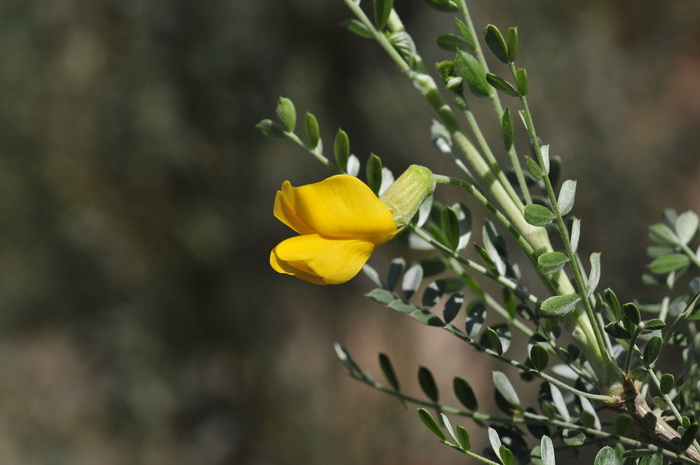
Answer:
[380,165,435,231]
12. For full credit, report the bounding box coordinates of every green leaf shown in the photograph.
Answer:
[466,302,486,337]
[422,0,459,13]
[659,373,675,394]
[334,129,350,171]
[453,377,478,410]
[622,302,641,325]
[418,366,439,402]
[373,0,393,29]
[540,436,555,465]
[455,50,490,97]
[442,206,461,251]
[379,353,400,391]
[680,424,699,453]
[644,336,663,365]
[515,67,528,95]
[649,253,690,274]
[483,24,509,63]
[587,252,601,297]
[366,288,395,305]
[257,119,287,138]
[492,371,522,411]
[343,18,374,39]
[506,27,519,62]
[604,288,622,321]
[304,112,320,149]
[614,413,634,435]
[481,327,504,355]
[486,73,519,97]
[334,343,362,376]
[526,156,543,180]
[642,318,665,332]
[501,107,514,151]
[537,251,569,275]
[550,383,570,421]
[676,210,699,245]
[443,292,464,324]
[488,427,503,457]
[437,33,469,52]
[401,263,423,299]
[454,18,476,51]
[451,202,472,251]
[422,279,447,309]
[639,455,663,465]
[456,425,471,450]
[579,396,601,430]
[366,153,383,195]
[593,446,618,465]
[275,97,296,132]
[499,445,515,465]
[529,344,549,371]
[604,322,630,339]
[648,223,680,246]
[483,221,507,276]
[557,179,577,216]
[417,408,445,440]
[524,204,555,227]
[540,294,581,319]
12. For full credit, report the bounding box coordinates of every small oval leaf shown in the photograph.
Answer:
[483,24,509,63]
[643,335,663,365]
[524,204,555,227]
[492,371,522,411]
[557,179,577,216]
[540,294,581,319]
[417,408,445,440]
[379,353,400,391]
[530,345,549,371]
[649,253,690,274]
[537,251,569,275]
[454,377,478,410]
[418,366,439,402]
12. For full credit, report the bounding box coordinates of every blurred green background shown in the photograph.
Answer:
[2,0,700,464]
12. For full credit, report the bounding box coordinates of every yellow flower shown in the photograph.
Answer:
[270,175,398,285]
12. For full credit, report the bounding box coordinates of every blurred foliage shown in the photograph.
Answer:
[0,0,699,464]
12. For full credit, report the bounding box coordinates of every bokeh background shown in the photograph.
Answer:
[2,0,700,464]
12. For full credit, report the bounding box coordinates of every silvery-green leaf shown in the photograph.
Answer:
[492,371,522,411]
[540,294,581,319]
[540,145,550,174]
[587,252,601,297]
[648,223,680,246]
[537,251,569,275]
[346,154,360,176]
[550,383,570,421]
[675,210,699,245]
[402,263,423,299]
[557,179,577,216]
[362,264,383,288]
[540,436,555,465]
[570,218,581,253]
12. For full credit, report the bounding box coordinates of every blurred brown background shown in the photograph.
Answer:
[2,0,700,464]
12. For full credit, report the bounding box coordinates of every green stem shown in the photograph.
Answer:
[511,63,616,384]
[453,0,532,205]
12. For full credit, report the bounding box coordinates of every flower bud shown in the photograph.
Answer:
[380,165,435,231]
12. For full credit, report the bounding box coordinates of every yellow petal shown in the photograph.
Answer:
[273,175,396,242]
[270,234,376,285]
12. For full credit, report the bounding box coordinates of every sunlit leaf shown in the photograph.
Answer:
[417,408,445,440]
[492,371,522,411]
[540,294,581,319]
